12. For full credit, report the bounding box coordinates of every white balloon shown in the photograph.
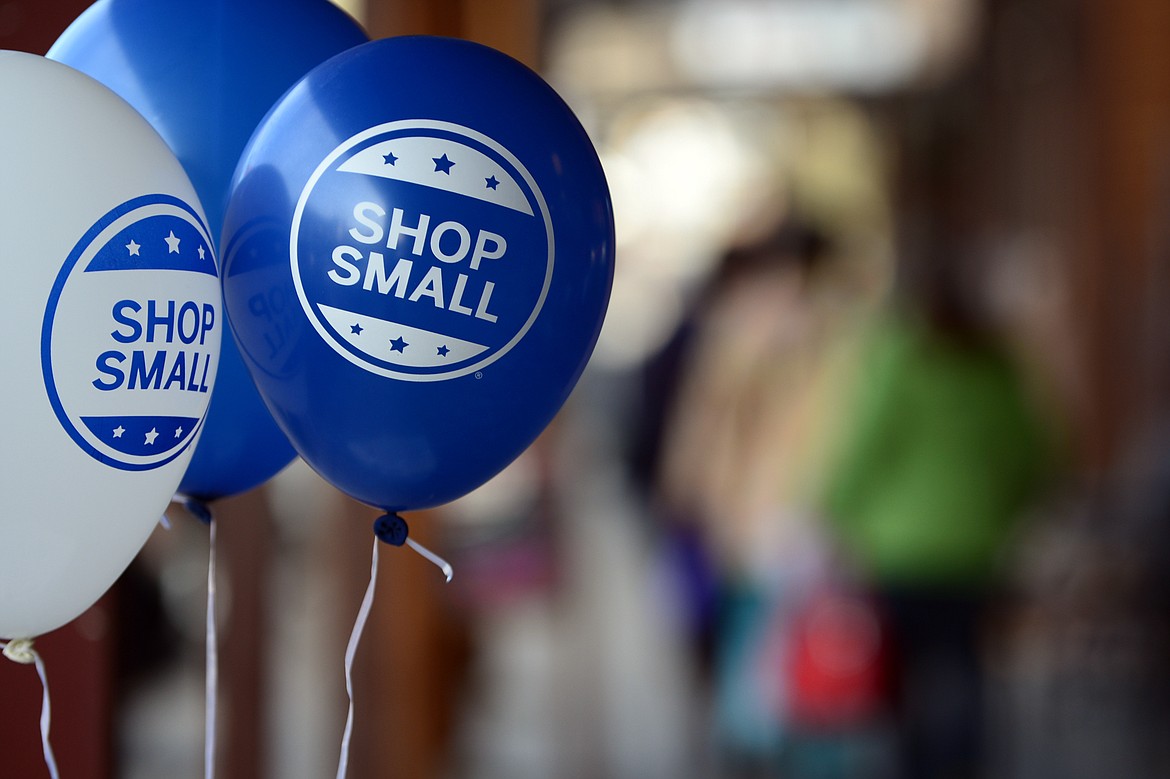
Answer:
[0,52,221,639]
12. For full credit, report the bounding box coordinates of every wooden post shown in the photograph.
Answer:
[1079,0,1170,469]
[214,488,277,779]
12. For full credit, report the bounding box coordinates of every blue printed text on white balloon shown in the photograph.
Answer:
[92,298,216,392]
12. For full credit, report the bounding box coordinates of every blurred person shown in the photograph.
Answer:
[821,244,1055,779]
[651,215,866,774]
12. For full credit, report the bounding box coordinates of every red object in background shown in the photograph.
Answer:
[0,598,116,779]
[785,587,889,731]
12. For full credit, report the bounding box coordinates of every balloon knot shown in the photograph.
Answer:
[372,514,454,582]
[373,513,409,546]
[2,638,37,665]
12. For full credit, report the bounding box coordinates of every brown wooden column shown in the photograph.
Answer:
[213,488,277,779]
[1079,0,1170,470]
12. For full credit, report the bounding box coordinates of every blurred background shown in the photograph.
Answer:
[5,0,1170,777]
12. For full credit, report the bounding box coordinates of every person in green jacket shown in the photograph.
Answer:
[825,312,1051,589]
[823,294,1054,778]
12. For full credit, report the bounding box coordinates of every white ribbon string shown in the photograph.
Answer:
[1,639,60,779]
[405,538,454,583]
[336,538,380,779]
[205,517,219,779]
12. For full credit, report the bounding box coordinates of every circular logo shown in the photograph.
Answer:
[42,194,222,471]
[291,120,554,382]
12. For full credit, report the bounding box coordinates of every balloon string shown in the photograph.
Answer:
[371,513,453,583]
[336,538,380,779]
[1,639,60,779]
[205,515,219,779]
[405,538,454,583]
[177,496,218,779]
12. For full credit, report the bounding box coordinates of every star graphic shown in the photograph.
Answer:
[164,230,181,254]
[126,239,141,256]
[174,426,184,438]
[437,345,451,357]
[383,151,399,165]
[112,425,125,439]
[389,336,409,352]
[485,175,500,190]
[198,245,206,260]
[144,427,159,445]
[351,323,364,335]
[433,153,455,174]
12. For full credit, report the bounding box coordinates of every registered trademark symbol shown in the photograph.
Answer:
[475,371,483,379]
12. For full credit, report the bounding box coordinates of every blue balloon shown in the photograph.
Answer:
[222,37,615,511]
[49,0,369,500]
